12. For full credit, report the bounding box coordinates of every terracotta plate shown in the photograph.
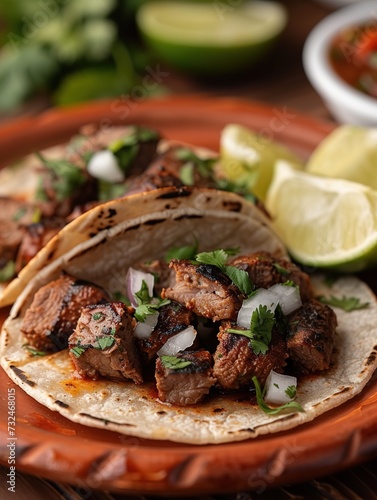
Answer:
[0,95,376,495]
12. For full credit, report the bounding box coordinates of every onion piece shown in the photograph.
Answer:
[237,289,279,329]
[269,283,302,315]
[157,326,196,356]
[133,312,159,340]
[264,370,298,405]
[87,150,125,183]
[126,267,154,307]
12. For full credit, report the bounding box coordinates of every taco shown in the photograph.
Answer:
[1,187,377,445]
[0,124,223,302]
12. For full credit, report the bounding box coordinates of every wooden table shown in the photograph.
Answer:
[2,1,377,498]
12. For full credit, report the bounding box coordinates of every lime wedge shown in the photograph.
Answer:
[266,161,377,272]
[137,1,287,76]
[220,124,302,201]
[306,125,377,190]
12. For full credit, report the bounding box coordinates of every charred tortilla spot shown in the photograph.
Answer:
[125,224,141,232]
[157,410,167,415]
[222,200,242,212]
[157,188,191,199]
[78,413,136,426]
[143,218,166,226]
[89,232,97,238]
[213,407,224,413]
[336,387,351,394]
[105,208,117,219]
[174,214,203,221]
[10,365,36,387]
[47,250,56,261]
[97,210,104,219]
[54,400,69,408]
[365,351,376,366]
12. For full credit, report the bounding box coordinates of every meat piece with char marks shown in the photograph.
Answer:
[213,321,288,390]
[21,274,109,352]
[230,252,313,302]
[69,302,142,383]
[162,260,242,322]
[287,299,337,374]
[155,350,216,405]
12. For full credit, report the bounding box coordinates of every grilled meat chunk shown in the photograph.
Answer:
[162,260,242,322]
[138,302,194,361]
[230,252,313,302]
[21,275,109,352]
[16,217,65,272]
[287,299,337,374]
[69,302,142,383]
[213,321,288,390]
[0,198,37,265]
[156,350,216,405]
[135,259,174,295]
[67,124,159,177]
[127,164,184,195]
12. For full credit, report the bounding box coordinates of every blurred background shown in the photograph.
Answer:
[0,0,348,121]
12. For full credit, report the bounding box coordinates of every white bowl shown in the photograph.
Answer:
[303,0,377,125]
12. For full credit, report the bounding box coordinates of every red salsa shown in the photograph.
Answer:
[329,22,377,98]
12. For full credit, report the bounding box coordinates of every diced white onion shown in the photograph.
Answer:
[264,370,297,405]
[87,150,125,183]
[269,283,302,315]
[126,267,155,307]
[133,312,159,340]
[237,288,279,329]
[157,326,196,356]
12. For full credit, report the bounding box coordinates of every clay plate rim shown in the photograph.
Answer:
[0,95,376,495]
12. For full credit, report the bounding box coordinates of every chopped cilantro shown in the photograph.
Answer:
[98,180,127,201]
[134,299,170,322]
[160,355,192,370]
[282,280,296,287]
[273,262,290,276]
[215,178,257,203]
[108,126,159,172]
[228,305,275,355]
[96,336,116,350]
[195,249,253,296]
[318,295,369,312]
[285,385,297,399]
[175,148,216,179]
[0,261,15,282]
[179,162,195,186]
[165,240,198,262]
[70,345,86,358]
[31,207,42,224]
[36,152,86,201]
[273,383,279,389]
[253,376,304,415]
[135,279,152,304]
[23,344,46,357]
[92,312,103,321]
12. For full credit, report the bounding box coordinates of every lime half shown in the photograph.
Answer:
[306,125,377,190]
[266,161,377,272]
[137,1,287,76]
[220,124,302,201]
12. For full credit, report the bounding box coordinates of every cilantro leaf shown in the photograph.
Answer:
[0,261,15,282]
[135,279,152,305]
[285,385,297,399]
[318,295,369,312]
[224,265,254,296]
[195,249,229,269]
[134,299,170,322]
[70,346,86,358]
[160,355,192,370]
[36,152,86,201]
[179,162,194,186]
[96,336,116,350]
[165,241,198,262]
[282,280,296,287]
[273,262,290,276]
[92,312,103,321]
[227,305,274,355]
[195,248,253,295]
[23,344,46,357]
[175,148,216,179]
[253,376,304,415]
